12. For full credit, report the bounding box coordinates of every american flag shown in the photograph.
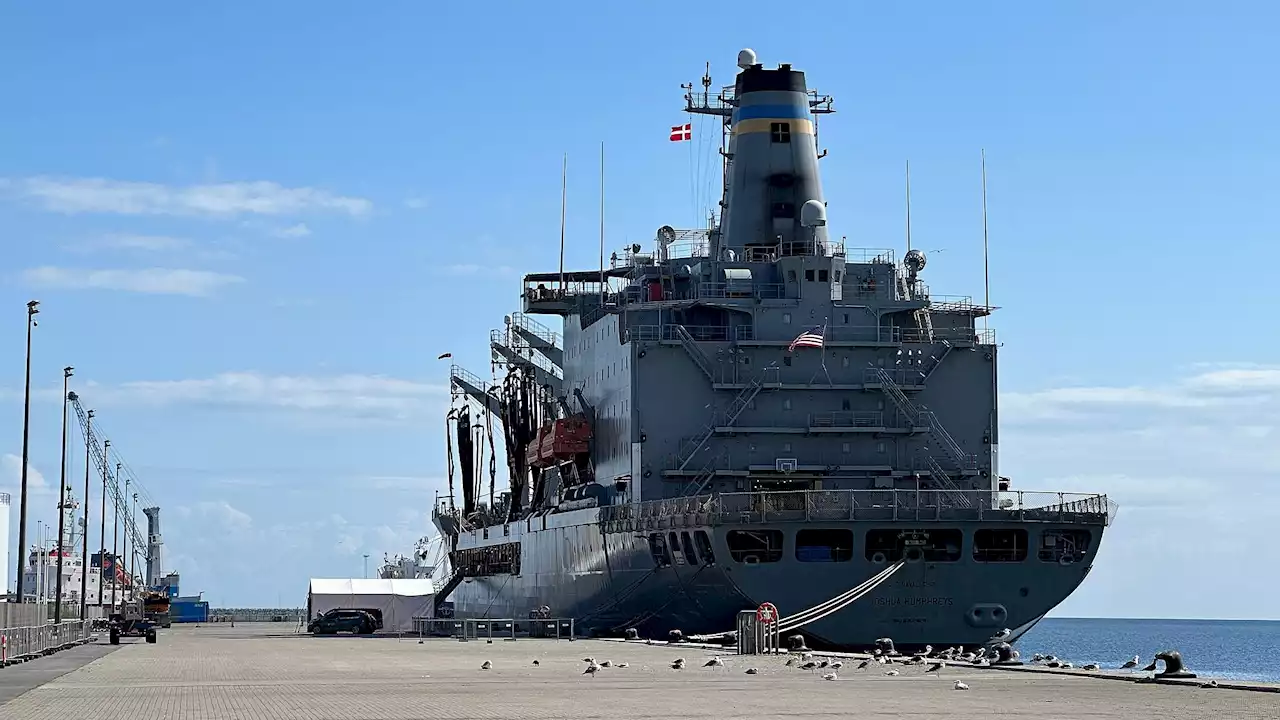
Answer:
[670,123,692,142]
[788,326,825,352]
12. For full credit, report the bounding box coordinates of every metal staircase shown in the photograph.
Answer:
[919,341,952,381]
[871,366,977,470]
[913,308,935,343]
[432,569,465,614]
[680,451,723,497]
[674,324,716,380]
[675,376,764,471]
[923,454,972,508]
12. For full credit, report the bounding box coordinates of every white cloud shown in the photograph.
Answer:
[99,371,445,419]
[999,363,1280,619]
[403,196,428,210]
[73,233,191,253]
[0,453,51,498]
[273,223,311,238]
[21,266,245,296]
[5,176,372,218]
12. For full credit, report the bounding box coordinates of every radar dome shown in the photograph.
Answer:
[800,199,827,227]
[904,249,927,273]
[737,49,758,69]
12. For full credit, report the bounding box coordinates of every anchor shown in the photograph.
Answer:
[1142,650,1196,679]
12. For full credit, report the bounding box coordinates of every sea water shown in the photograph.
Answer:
[1017,618,1280,683]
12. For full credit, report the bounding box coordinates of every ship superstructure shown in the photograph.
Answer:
[432,50,1115,650]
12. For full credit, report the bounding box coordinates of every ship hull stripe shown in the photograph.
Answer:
[734,118,815,136]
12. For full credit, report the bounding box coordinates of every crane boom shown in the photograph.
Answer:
[68,393,147,567]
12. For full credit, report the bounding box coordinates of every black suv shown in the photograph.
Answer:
[307,609,381,635]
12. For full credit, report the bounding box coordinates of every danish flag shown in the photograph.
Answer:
[670,123,692,142]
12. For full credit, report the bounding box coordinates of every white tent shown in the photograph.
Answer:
[307,578,435,632]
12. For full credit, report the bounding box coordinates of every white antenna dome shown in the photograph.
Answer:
[800,199,827,228]
[737,49,758,69]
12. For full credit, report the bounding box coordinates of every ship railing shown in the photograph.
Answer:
[808,411,885,428]
[449,364,491,393]
[522,279,608,301]
[899,326,994,344]
[843,248,896,265]
[602,490,1115,526]
[696,282,787,300]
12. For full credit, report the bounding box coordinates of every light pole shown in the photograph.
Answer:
[131,492,138,589]
[54,366,73,622]
[80,407,93,619]
[123,475,130,596]
[15,300,39,603]
[98,438,109,607]
[111,461,119,609]
[363,554,369,579]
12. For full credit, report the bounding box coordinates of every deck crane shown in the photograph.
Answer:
[67,392,148,592]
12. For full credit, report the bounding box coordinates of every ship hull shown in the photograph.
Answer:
[443,510,1103,652]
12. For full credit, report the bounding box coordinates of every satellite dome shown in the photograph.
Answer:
[800,199,827,228]
[737,49,758,69]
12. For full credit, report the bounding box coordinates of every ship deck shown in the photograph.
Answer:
[1,623,1274,719]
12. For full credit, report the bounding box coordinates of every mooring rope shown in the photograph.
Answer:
[686,560,906,641]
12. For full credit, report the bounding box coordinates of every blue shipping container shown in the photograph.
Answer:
[170,600,209,623]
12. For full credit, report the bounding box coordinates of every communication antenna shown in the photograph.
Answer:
[905,160,913,253]
[981,149,990,330]
[599,141,605,292]
[559,154,567,292]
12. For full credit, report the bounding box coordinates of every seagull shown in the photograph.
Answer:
[1199,680,1219,689]
[704,657,725,668]
[954,680,969,691]
[532,660,540,666]
[925,662,944,673]
[599,660,613,668]
[785,657,798,667]
[1082,663,1100,671]
[885,669,900,676]
[989,628,1012,643]
[671,658,686,670]
[583,663,601,677]
[1032,653,1045,662]
[818,660,830,669]
[829,661,844,671]
[800,661,819,671]
[1121,656,1140,669]
[617,663,629,668]
[583,657,596,664]
[745,667,759,674]
[822,672,838,681]
[480,661,492,670]
[856,660,870,670]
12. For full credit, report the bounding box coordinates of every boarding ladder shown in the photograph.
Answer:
[432,569,466,614]
[919,341,952,382]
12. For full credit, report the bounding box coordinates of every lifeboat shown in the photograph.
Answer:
[526,414,592,468]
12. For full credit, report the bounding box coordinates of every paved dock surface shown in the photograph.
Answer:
[2,623,1276,719]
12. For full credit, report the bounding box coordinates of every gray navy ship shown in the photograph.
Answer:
[432,49,1116,651]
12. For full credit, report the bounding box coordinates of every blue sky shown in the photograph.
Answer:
[1,2,1276,615]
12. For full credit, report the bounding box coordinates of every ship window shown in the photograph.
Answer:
[694,530,716,564]
[864,529,963,563]
[668,531,686,565]
[1038,529,1091,563]
[648,533,672,566]
[680,531,699,566]
[843,313,849,323]
[841,399,851,411]
[727,529,783,563]
[818,269,829,282]
[973,529,1028,562]
[770,122,791,143]
[841,442,850,453]
[796,529,853,562]
[805,269,815,282]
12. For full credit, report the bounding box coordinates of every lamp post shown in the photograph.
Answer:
[131,492,138,589]
[363,554,369,579]
[98,439,109,607]
[111,461,119,609]
[54,366,73,622]
[80,408,93,619]
[15,300,39,603]
[123,476,130,596]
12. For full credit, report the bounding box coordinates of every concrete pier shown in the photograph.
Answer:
[1,624,1276,719]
